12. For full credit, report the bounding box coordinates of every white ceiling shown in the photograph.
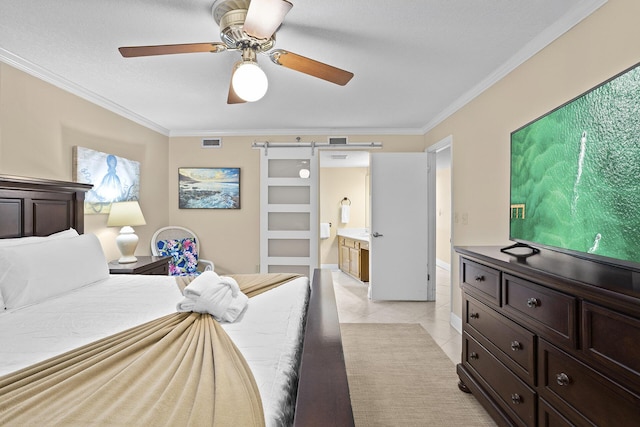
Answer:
[0,0,605,137]
[320,150,370,168]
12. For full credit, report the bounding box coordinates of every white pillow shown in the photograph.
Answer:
[0,228,79,248]
[0,233,109,310]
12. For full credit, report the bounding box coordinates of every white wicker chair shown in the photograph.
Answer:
[150,226,214,274]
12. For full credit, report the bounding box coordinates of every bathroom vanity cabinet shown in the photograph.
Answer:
[338,236,369,282]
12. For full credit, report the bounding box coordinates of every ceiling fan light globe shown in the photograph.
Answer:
[232,62,268,102]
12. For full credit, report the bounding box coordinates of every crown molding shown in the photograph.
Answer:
[169,126,425,137]
[0,0,607,139]
[421,0,608,134]
[0,47,170,136]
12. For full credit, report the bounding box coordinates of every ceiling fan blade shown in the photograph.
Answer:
[119,42,227,58]
[227,66,247,104]
[269,49,354,86]
[244,0,292,40]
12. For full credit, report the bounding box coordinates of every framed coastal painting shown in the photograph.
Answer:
[178,167,240,209]
[73,146,141,214]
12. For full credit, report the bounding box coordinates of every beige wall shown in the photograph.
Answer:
[167,136,425,274]
[436,167,451,265]
[0,63,170,261]
[4,1,633,323]
[0,65,426,275]
[167,136,261,275]
[424,0,640,317]
[320,167,369,265]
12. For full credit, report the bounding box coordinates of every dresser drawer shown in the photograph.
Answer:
[538,339,640,427]
[538,398,575,427]
[581,302,640,390]
[464,332,536,427]
[138,262,169,275]
[503,274,577,348]
[461,259,501,306]
[466,297,536,385]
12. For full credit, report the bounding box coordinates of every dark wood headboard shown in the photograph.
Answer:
[0,175,92,238]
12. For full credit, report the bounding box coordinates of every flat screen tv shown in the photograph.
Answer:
[509,61,640,271]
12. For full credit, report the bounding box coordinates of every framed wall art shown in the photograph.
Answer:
[178,167,240,209]
[73,146,141,214]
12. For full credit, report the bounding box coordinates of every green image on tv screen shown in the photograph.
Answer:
[510,62,640,267]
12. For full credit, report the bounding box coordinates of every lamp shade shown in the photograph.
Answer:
[107,201,146,227]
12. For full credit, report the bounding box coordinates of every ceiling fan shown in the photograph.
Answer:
[118,0,354,104]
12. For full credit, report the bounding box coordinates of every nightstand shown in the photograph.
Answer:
[108,256,171,275]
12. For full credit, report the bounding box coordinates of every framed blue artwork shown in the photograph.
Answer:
[73,146,141,214]
[178,167,240,209]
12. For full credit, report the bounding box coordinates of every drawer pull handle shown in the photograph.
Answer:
[511,393,522,404]
[510,341,521,351]
[469,312,479,319]
[526,297,540,308]
[469,352,479,360]
[556,373,571,386]
[474,275,485,282]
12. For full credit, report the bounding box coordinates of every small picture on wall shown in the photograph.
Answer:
[73,146,141,214]
[178,167,240,209]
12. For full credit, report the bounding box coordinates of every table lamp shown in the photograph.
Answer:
[107,201,146,263]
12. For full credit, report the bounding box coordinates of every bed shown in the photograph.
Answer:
[0,174,354,426]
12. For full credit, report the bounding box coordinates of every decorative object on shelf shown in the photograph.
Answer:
[179,167,240,209]
[107,201,146,263]
[73,146,140,214]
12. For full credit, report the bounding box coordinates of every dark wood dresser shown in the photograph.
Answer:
[455,246,640,427]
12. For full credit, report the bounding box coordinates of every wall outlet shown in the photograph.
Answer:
[462,212,469,225]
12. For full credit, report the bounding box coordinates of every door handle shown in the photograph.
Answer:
[372,232,383,237]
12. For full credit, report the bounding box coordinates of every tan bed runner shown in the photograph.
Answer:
[0,273,302,426]
[175,272,302,298]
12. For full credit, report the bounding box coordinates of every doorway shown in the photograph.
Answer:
[318,150,370,271]
[318,142,453,310]
[427,136,453,320]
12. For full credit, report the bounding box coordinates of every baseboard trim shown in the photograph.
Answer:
[450,312,462,334]
[436,258,451,271]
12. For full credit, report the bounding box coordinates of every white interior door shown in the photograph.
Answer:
[259,147,318,277]
[369,152,429,300]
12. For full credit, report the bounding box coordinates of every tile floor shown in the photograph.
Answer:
[333,266,462,364]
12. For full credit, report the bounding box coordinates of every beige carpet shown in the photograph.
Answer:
[341,323,496,427]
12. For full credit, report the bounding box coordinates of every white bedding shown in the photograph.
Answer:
[0,273,310,426]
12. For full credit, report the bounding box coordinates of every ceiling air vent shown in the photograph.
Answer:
[328,136,348,145]
[202,138,222,148]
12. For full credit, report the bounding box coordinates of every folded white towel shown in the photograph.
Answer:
[218,275,240,297]
[176,297,196,312]
[219,292,249,322]
[183,271,221,299]
[341,205,350,223]
[320,222,331,239]
[177,271,248,322]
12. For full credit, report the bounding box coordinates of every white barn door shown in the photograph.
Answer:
[259,147,318,277]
